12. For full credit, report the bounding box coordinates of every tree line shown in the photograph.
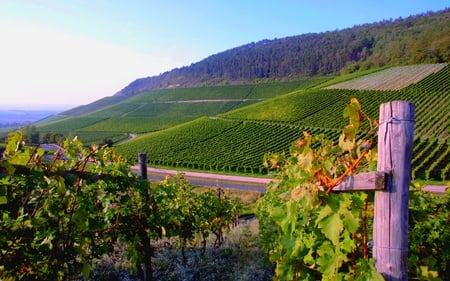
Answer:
[116,9,450,97]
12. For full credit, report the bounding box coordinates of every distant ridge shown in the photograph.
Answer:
[0,108,65,129]
[115,8,449,98]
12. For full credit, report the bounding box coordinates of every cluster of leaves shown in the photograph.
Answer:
[122,175,242,276]
[0,132,132,280]
[257,98,383,280]
[408,184,450,280]
[0,131,241,280]
[257,97,450,280]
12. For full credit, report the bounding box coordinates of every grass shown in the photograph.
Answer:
[412,179,450,187]
[151,218,273,281]
[82,217,273,281]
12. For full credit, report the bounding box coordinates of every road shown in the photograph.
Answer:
[131,166,271,192]
[130,167,448,194]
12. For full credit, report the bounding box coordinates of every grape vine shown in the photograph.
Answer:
[0,131,241,280]
[257,98,383,280]
[408,184,450,280]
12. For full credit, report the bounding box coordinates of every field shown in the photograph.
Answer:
[326,63,447,90]
[36,79,327,134]
[31,64,450,181]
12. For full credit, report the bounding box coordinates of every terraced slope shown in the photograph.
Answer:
[116,64,450,181]
[223,64,449,139]
[37,78,328,137]
[326,64,447,90]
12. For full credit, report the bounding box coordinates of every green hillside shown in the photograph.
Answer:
[114,64,449,181]
[36,78,328,137]
[13,64,448,181]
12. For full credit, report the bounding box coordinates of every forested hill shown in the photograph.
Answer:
[116,8,450,97]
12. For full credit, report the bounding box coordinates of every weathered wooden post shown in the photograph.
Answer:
[373,101,415,280]
[137,152,152,281]
[138,152,148,180]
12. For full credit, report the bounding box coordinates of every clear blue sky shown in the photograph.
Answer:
[0,0,448,108]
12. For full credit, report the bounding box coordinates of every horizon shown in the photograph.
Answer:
[2,104,76,111]
[0,105,72,127]
[1,1,448,107]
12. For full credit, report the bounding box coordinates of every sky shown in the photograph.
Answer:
[0,0,448,109]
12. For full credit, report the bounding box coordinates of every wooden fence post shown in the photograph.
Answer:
[374,101,415,280]
[138,152,148,180]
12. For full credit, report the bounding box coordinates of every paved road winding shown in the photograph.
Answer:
[131,166,271,192]
[130,167,448,194]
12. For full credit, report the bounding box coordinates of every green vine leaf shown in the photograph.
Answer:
[317,211,343,246]
[82,263,91,280]
[316,241,340,276]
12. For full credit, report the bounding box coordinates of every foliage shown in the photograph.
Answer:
[0,131,137,280]
[0,131,242,281]
[256,99,383,280]
[408,184,450,280]
[116,9,449,97]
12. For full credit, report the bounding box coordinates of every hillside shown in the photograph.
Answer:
[113,64,449,181]
[115,8,450,97]
[326,63,447,90]
[17,64,449,181]
[35,79,327,143]
[17,6,450,183]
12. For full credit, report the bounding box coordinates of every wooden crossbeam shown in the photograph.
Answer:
[332,171,387,192]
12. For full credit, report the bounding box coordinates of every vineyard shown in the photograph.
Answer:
[2,102,449,280]
[325,63,447,90]
[3,64,445,181]
[35,78,327,136]
[115,64,449,181]
[0,133,244,280]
